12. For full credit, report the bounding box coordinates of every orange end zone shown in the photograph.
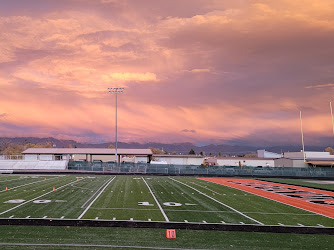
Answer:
[198,178,334,219]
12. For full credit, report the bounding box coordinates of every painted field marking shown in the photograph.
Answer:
[81,177,115,208]
[9,215,14,218]
[43,216,47,219]
[317,224,324,227]
[184,220,188,222]
[221,221,225,224]
[95,217,99,220]
[202,220,207,223]
[279,223,285,226]
[0,242,211,249]
[148,218,151,221]
[240,222,245,224]
[142,177,169,222]
[298,223,305,226]
[60,216,64,219]
[77,176,116,219]
[191,182,223,196]
[199,178,334,220]
[26,216,30,218]
[0,178,85,216]
[130,218,133,221]
[170,178,263,225]
[0,176,62,193]
[113,217,116,220]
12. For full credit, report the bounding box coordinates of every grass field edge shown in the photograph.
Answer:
[0,218,333,235]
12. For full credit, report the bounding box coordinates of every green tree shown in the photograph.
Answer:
[148,147,164,154]
[189,149,195,155]
[325,147,334,155]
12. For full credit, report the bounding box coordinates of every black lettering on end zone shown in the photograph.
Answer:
[309,200,334,205]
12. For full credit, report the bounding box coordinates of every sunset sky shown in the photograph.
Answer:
[1,0,334,146]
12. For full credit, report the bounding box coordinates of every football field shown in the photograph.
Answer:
[0,174,334,228]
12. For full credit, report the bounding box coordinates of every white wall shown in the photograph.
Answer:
[217,158,275,167]
[135,156,148,163]
[24,155,38,160]
[39,155,53,161]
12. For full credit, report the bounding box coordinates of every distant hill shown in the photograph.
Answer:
[0,137,327,155]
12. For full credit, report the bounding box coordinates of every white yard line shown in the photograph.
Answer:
[190,182,222,195]
[0,176,62,193]
[81,177,115,208]
[170,178,263,225]
[77,176,116,219]
[0,178,84,216]
[142,177,169,222]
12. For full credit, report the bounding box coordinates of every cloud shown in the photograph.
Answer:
[0,113,8,118]
[105,72,158,82]
[305,83,334,89]
[0,1,334,146]
[181,129,196,133]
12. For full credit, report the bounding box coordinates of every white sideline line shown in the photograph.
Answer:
[142,177,169,222]
[0,176,62,193]
[0,243,210,250]
[170,178,263,225]
[81,177,115,208]
[0,178,84,216]
[77,176,116,219]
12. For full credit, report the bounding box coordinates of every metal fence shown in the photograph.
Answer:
[67,161,334,178]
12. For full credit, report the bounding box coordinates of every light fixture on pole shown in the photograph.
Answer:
[108,87,124,164]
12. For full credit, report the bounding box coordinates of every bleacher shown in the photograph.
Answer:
[0,160,68,170]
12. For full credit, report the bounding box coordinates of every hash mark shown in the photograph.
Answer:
[9,215,14,218]
[60,216,64,219]
[184,220,188,222]
[130,218,133,221]
[113,217,116,220]
[148,219,151,221]
[297,223,304,226]
[95,217,99,220]
[278,223,284,226]
[43,216,47,219]
[317,224,325,227]
[240,222,245,224]
[221,221,225,224]
[202,220,207,223]
[26,216,30,218]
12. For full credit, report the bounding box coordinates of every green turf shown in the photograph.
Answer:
[0,175,333,227]
[0,225,334,249]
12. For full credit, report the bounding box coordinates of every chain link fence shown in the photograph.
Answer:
[67,161,334,178]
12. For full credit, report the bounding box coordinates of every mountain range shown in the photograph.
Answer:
[0,137,328,155]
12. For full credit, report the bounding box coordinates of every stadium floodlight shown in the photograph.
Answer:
[108,87,125,164]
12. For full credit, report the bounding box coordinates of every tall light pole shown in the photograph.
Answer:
[108,87,124,164]
[330,102,334,145]
[300,111,306,163]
